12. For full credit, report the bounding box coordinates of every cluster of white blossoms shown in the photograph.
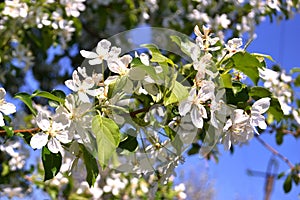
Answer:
[259,68,293,115]
[223,97,271,149]
[177,25,272,150]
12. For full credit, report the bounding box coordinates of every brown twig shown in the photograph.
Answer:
[255,135,294,169]
[0,127,41,136]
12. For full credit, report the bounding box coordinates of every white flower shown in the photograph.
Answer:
[179,88,208,128]
[223,109,252,150]
[30,111,71,153]
[215,14,231,29]
[292,109,300,125]
[194,25,220,51]
[223,98,270,149]
[65,69,103,102]
[259,68,280,88]
[225,38,243,53]
[56,94,93,143]
[80,39,112,65]
[103,175,127,196]
[108,54,132,75]
[0,88,16,126]
[250,97,271,130]
[60,0,86,17]
[2,0,28,18]
[135,52,150,66]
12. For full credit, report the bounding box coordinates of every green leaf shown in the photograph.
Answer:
[14,92,37,116]
[187,143,200,155]
[220,73,233,88]
[295,74,300,86]
[118,135,138,152]
[42,146,62,181]
[290,67,300,73]
[141,44,174,65]
[170,35,195,57]
[249,86,272,99]
[283,174,292,193]
[2,126,14,137]
[32,90,65,104]
[49,90,66,107]
[276,130,284,145]
[277,172,285,179]
[268,97,284,121]
[225,85,249,106]
[164,81,189,105]
[80,144,99,187]
[292,173,300,185]
[252,53,274,62]
[92,115,121,169]
[131,63,158,81]
[230,52,263,85]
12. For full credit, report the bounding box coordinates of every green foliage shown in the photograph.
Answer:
[14,93,37,116]
[92,115,121,169]
[80,144,99,187]
[42,146,62,181]
[227,52,264,85]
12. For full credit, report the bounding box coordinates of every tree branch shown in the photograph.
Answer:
[255,135,294,169]
[0,127,41,137]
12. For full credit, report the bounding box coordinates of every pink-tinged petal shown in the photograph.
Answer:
[191,107,203,128]
[0,102,16,115]
[65,80,77,91]
[178,100,191,116]
[0,113,5,127]
[78,91,90,103]
[30,132,48,149]
[89,58,102,65]
[47,138,62,154]
[252,97,271,114]
[80,50,98,59]
[0,88,6,99]
[36,112,50,131]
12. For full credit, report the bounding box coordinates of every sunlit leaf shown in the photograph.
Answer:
[14,92,37,116]
[92,115,121,169]
[164,81,189,105]
[230,52,263,85]
[32,90,65,104]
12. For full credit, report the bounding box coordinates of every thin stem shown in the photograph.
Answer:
[0,127,41,136]
[255,135,294,169]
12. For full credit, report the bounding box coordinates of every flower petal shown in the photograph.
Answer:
[0,102,16,115]
[252,97,271,114]
[80,50,98,59]
[0,113,5,127]
[47,137,62,154]
[178,100,191,116]
[191,106,203,128]
[30,132,48,149]
[36,112,50,131]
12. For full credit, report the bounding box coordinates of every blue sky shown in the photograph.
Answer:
[176,14,300,199]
